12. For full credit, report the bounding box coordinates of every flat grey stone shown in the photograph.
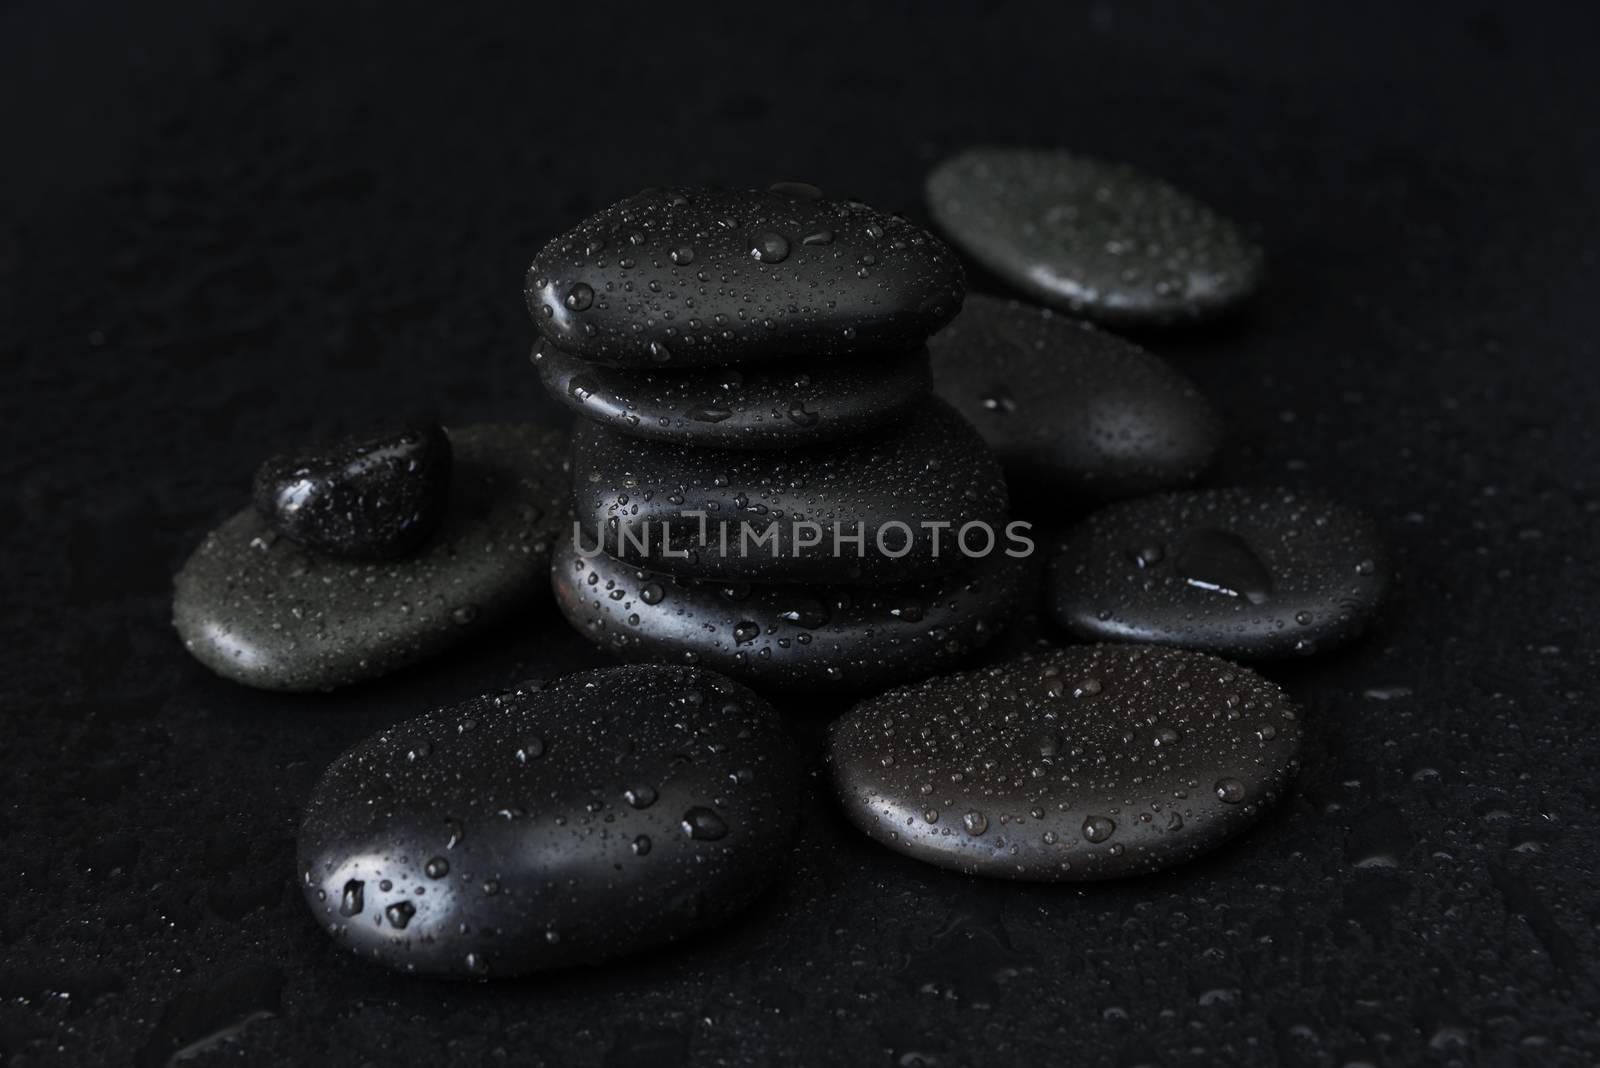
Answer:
[1048,486,1390,658]
[930,294,1220,496]
[827,644,1302,881]
[927,148,1263,328]
[173,423,569,691]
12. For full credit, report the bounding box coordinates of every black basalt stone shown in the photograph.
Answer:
[252,422,453,559]
[551,546,1032,692]
[571,399,1011,585]
[927,148,1264,328]
[1048,487,1390,658]
[827,644,1303,881]
[525,185,965,367]
[930,295,1221,498]
[534,342,932,449]
[297,665,800,978]
[174,424,569,691]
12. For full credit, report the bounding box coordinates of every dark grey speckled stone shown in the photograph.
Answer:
[827,644,1302,880]
[1048,486,1390,658]
[927,148,1263,328]
[931,294,1220,497]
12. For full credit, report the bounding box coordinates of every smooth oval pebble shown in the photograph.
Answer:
[535,342,931,449]
[827,643,1302,880]
[930,294,1220,497]
[927,148,1264,328]
[572,399,1011,585]
[252,422,453,559]
[298,665,800,977]
[525,185,965,367]
[552,546,1031,692]
[174,424,569,691]
[1049,486,1390,658]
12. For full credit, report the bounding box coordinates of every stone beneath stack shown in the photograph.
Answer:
[527,184,1025,690]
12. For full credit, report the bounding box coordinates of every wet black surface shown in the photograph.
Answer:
[4,2,1598,1065]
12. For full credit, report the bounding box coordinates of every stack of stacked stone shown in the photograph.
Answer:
[292,156,1401,982]
[525,183,1028,691]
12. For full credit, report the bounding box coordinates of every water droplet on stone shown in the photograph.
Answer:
[1215,777,1247,803]
[750,232,791,263]
[681,806,728,841]
[564,282,594,311]
[1176,529,1273,604]
[1082,815,1116,843]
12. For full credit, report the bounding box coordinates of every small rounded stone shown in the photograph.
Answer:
[297,665,800,978]
[930,294,1220,496]
[1048,486,1390,658]
[534,343,932,449]
[252,422,453,559]
[927,148,1264,328]
[826,644,1302,880]
[525,186,965,367]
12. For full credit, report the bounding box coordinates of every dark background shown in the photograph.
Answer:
[4,2,1598,1065]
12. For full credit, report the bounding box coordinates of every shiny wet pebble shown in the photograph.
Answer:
[526,184,964,367]
[253,422,453,559]
[298,665,800,978]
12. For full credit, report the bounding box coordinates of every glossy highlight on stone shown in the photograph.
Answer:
[298,665,800,978]
[173,424,569,691]
[535,342,932,449]
[927,148,1264,328]
[930,294,1220,496]
[827,644,1302,880]
[551,547,1031,691]
[1048,486,1390,658]
[252,422,453,559]
[572,399,1011,585]
[526,185,965,367]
